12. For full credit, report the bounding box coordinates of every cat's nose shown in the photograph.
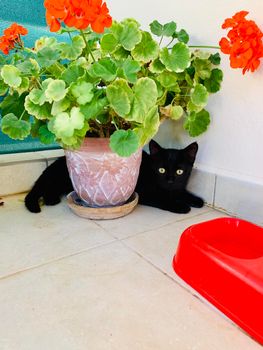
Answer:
[167,177,174,184]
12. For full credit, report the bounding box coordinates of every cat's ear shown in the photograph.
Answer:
[184,142,198,163]
[149,140,162,155]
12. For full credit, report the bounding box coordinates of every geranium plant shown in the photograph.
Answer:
[0,4,262,157]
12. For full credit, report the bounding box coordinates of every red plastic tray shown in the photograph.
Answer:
[173,217,263,344]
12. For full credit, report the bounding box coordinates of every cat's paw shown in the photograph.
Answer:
[24,194,41,213]
[25,202,41,213]
[172,204,191,214]
[190,196,204,208]
[44,196,61,206]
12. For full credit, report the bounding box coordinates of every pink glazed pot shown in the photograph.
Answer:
[65,138,142,207]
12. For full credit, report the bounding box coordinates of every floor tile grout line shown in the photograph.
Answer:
[0,239,118,281]
[92,206,213,240]
[119,239,242,332]
[120,239,176,283]
[94,207,214,241]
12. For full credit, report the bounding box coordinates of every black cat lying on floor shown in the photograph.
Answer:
[25,140,204,213]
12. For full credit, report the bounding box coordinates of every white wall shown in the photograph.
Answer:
[109,0,263,185]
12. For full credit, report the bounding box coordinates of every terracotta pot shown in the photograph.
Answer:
[65,138,142,207]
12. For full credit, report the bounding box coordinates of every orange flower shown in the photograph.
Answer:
[0,23,28,55]
[90,2,112,33]
[44,0,112,33]
[46,12,62,32]
[4,23,28,40]
[219,11,263,74]
[0,36,13,54]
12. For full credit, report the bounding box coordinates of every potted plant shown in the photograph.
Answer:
[0,4,261,207]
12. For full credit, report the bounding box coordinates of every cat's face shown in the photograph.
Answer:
[149,140,198,191]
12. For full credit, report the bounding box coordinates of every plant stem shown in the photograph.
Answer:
[19,109,26,120]
[188,45,220,49]
[35,78,42,89]
[159,35,164,46]
[166,38,175,47]
[111,117,119,131]
[80,30,95,62]
[68,32,73,42]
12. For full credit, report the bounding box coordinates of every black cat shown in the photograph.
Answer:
[25,140,204,213]
[136,140,204,213]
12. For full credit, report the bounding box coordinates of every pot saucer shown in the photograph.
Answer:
[67,191,139,220]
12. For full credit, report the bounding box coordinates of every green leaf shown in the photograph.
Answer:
[112,20,142,51]
[132,32,159,63]
[134,106,160,146]
[59,36,85,60]
[122,58,141,83]
[170,105,184,120]
[16,77,30,95]
[30,119,44,138]
[36,47,61,67]
[190,84,209,107]
[100,33,118,54]
[0,55,6,65]
[1,113,31,140]
[28,78,53,106]
[149,20,163,36]
[157,71,180,90]
[204,68,223,93]
[45,80,68,102]
[193,58,212,80]
[53,120,89,148]
[187,100,203,113]
[35,37,58,51]
[177,29,189,43]
[48,107,85,139]
[29,88,47,106]
[16,59,40,75]
[1,65,22,88]
[209,53,221,65]
[106,79,133,117]
[109,129,139,157]
[61,65,85,85]
[128,77,158,122]
[163,22,177,36]
[0,92,30,119]
[150,21,177,37]
[160,43,190,72]
[71,80,94,105]
[80,95,108,120]
[0,80,8,96]
[149,59,165,73]
[38,125,55,144]
[51,98,71,116]
[90,58,118,82]
[24,96,52,120]
[184,110,210,136]
[112,46,129,59]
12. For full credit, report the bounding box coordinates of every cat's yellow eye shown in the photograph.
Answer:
[158,167,166,174]
[176,169,184,175]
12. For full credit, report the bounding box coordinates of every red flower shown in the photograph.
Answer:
[219,11,263,74]
[0,23,28,55]
[44,0,112,33]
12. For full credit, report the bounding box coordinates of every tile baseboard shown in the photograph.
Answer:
[188,168,263,226]
[0,150,64,196]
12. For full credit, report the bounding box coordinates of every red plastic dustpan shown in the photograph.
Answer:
[173,217,263,344]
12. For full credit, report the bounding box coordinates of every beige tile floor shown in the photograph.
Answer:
[0,194,261,350]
